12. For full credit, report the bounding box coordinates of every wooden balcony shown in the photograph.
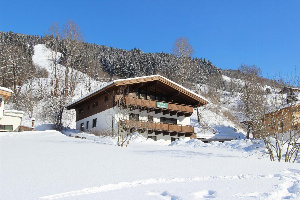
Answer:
[125,120,194,133]
[125,97,193,114]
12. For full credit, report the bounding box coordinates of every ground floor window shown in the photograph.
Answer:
[92,101,98,107]
[80,123,84,131]
[160,117,177,125]
[148,115,153,122]
[92,118,97,128]
[148,136,157,141]
[0,125,13,131]
[86,121,89,129]
[129,113,139,121]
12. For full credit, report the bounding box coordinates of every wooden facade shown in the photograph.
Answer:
[67,75,209,140]
[75,91,116,121]
[248,104,300,138]
[0,89,12,102]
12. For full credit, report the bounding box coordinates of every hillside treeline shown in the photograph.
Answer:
[0,31,225,94]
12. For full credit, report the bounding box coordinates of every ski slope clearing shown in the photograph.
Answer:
[1,131,300,199]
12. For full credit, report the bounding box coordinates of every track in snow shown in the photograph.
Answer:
[40,171,300,199]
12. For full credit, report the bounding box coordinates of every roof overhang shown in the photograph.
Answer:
[0,87,13,102]
[66,75,209,109]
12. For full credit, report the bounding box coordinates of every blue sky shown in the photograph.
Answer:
[1,0,299,79]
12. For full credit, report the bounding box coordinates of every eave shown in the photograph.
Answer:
[66,75,209,110]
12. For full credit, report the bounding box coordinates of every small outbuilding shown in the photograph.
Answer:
[243,104,300,139]
[0,87,24,132]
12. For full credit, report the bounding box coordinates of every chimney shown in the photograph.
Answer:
[31,118,35,128]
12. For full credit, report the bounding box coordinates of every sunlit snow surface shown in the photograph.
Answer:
[3,44,299,199]
[1,131,300,200]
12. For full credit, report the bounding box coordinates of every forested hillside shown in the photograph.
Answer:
[0,30,296,139]
[0,31,222,90]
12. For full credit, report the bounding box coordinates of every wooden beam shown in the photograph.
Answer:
[0,90,12,102]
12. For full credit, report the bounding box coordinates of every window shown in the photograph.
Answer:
[87,105,90,110]
[140,90,147,100]
[130,107,135,111]
[140,93,147,100]
[105,96,109,101]
[86,121,89,129]
[0,98,2,107]
[92,101,98,107]
[92,118,97,128]
[160,117,177,125]
[129,113,139,121]
[150,94,155,101]
[148,136,157,141]
[171,118,177,125]
[148,115,153,122]
[0,125,13,131]
[155,95,162,101]
[80,123,84,131]
[79,108,83,114]
[162,95,168,102]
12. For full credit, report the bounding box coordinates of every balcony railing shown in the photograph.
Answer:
[125,97,193,113]
[125,120,194,133]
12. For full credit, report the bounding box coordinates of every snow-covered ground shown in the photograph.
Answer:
[3,44,299,199]
[1,131,300,200]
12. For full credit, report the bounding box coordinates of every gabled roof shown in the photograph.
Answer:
[241,103,300,125]
[0,87,13,102]
[66,75,209,109]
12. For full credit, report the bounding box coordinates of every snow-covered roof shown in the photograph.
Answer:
[0,86,13,93]
[156,75,209,103]
[66,75,209,109]
[5,110,25,114]
[0,86,13,101]
[66,81,115,108]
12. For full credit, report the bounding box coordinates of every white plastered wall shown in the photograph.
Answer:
[76,107,117,133]
[76,106,193,141]
[0,110,24,131]
[0,95,4,119]
[115,108,191,126]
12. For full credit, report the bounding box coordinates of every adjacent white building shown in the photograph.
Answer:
[0,87,24,132]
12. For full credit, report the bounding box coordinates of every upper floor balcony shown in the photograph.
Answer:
[124,120,194,133]
[124,97,194,116]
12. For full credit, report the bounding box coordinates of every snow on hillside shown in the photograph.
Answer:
[29,44,247,139]
[32,44,105,101]
[193,97,246,140]
[18,44,107,128]
[32,44,62,73]
[0,131,299,200]
[222,75,245,86]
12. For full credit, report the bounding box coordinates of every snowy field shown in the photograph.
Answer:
[1,131,300,200]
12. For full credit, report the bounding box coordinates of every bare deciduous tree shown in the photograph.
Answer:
[172,36,195,87]
[46,22,61,97]
[242,67,300,162]
[172,36,194,58]
[44,20,85,130]
[239,65,265,139]
[62,20,84,97]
